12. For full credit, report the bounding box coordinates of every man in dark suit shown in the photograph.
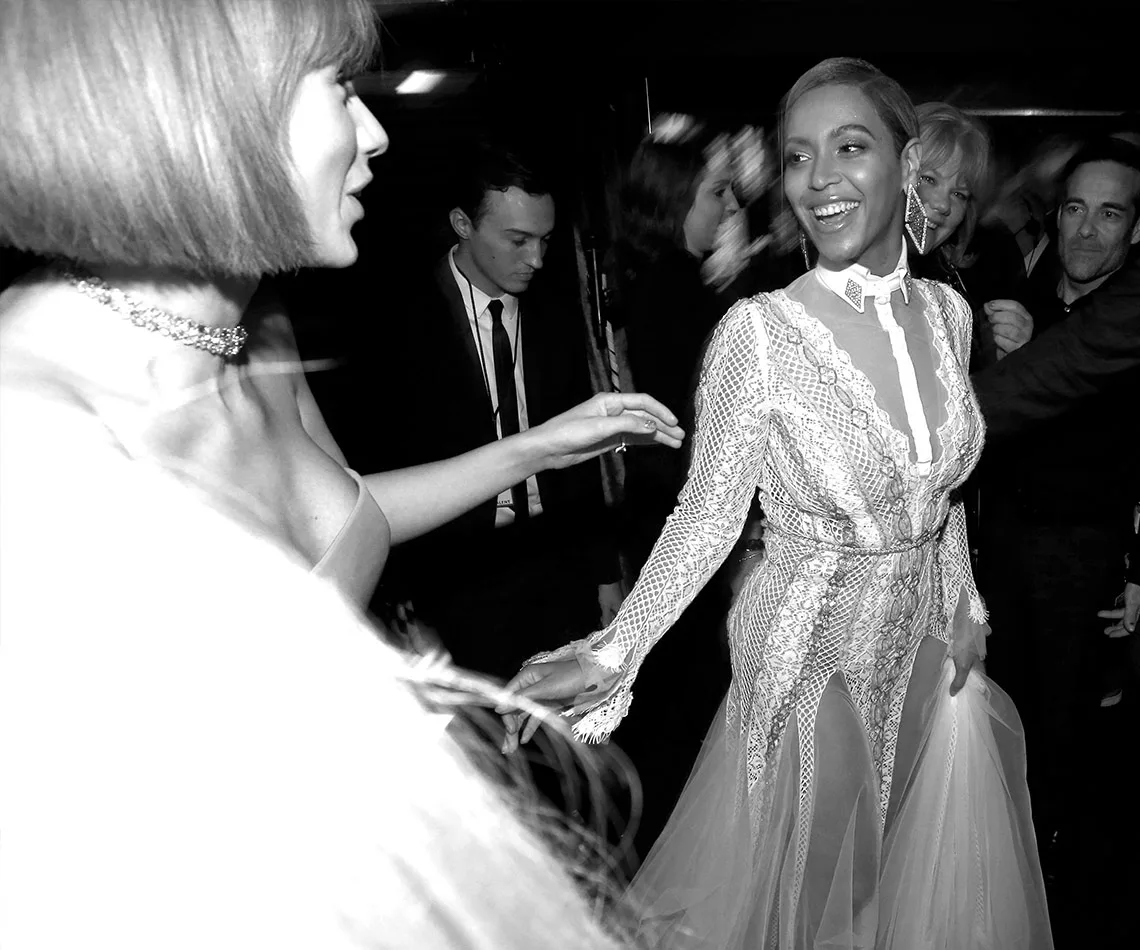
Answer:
[375,143,623,680]
[971,138,1140,892]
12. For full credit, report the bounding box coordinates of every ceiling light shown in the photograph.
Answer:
[396,70,445,95]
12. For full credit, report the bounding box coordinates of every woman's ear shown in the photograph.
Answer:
[901,137,923,191]
[448,208,472,241]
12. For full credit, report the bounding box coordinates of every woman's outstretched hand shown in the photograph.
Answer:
[533,392,684,470]
[496,658,590,754]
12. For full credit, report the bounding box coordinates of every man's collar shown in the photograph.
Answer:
[814,244,912,314]
[448,246,515,316]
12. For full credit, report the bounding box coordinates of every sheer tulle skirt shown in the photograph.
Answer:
[627,639,1052,949]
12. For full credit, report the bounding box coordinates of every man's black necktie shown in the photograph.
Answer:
[488,299,529,522]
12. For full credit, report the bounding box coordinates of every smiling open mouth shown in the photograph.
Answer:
[812,200,860,226]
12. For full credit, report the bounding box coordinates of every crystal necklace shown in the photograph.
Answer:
[62,264,248,359]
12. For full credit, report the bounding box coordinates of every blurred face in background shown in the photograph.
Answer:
[453,187,555,297]
[917,147,972,254]
[1057,160,1140,288]
[783,83,918,275]
[683,165,739,257]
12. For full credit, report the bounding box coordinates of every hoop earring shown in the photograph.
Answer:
[799,231,811,270]
[904,183,930,255]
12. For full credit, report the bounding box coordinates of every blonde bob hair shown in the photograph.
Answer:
[0,0,378,278]
[915,102,994,268]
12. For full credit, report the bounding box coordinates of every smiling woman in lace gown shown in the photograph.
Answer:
[503,58,1052,949]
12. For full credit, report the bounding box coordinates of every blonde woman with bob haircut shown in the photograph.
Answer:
[0,0,682,611]
[1,1,681,944]
[912,102,994,271]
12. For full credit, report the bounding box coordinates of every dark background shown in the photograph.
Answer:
[2,3,1133,939]
[297,0,1139,470]
[293,14,1138,930]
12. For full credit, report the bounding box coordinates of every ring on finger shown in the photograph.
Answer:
[614,441,627,454]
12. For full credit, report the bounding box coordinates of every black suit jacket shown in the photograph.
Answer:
[376,255,619,602]
[974,250,1140,437]
[972,250,1140,529]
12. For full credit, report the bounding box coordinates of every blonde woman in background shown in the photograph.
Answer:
[907,102,1033,369]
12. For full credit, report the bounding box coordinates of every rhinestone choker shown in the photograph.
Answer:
[62,265,249,358]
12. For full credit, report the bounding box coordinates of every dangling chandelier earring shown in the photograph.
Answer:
[904,183,931,255]
[799,230,811,270]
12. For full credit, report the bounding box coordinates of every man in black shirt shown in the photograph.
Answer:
[972,138,1140,887]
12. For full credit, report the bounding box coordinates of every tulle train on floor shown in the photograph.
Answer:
[625,656,1052,949]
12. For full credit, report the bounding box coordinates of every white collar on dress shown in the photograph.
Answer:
[814,244,911,314]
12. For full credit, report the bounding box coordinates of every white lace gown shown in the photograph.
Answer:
[540,255,1052,949]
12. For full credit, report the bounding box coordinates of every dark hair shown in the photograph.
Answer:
[615,117,721,263]
[781,57,919,156]
[1061,137,1140,219]
[452,142,553,227]
[916,102,994,268]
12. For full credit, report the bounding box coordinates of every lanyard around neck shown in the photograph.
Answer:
[462,271,520,421]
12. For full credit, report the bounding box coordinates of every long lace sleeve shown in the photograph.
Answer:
[936,283,989,659]
[937,497,989,659]
[536,297,772,742]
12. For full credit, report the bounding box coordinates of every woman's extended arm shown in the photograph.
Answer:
[274,299,683,546]
[359,392,683,545]
[502,297,772,748]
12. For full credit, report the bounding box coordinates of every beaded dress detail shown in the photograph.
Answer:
[536,253,1051,948]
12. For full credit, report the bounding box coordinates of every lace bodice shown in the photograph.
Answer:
[541,273,987,751]
[530,263,1051,949]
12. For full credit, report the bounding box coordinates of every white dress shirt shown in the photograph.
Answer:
[448,247,542,525]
